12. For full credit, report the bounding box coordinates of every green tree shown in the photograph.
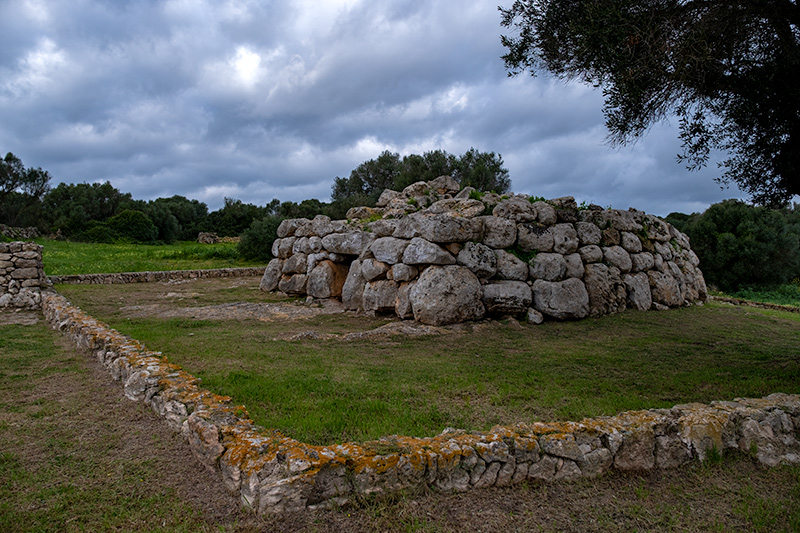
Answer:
[42,181,137,236]
[500,1,800,206]
[206,198,268,237]
[238,216,282,261]
[675,200,800,291]
[106,209,158,243]
[149,195,209,241]
[0,153,51,228]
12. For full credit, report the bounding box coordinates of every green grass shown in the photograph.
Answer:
[36,238,267,275]
[722,282,800,308]
[55,279,800,446]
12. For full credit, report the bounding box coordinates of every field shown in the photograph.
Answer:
[36,238,266,275]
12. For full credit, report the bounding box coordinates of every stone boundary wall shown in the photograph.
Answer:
[261,177,707,326]
[49,267,265,285]
[1,241,49,309]
[41,290,800,513]
[0,224,40,240]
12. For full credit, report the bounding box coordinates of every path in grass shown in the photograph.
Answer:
[56,276,800,446]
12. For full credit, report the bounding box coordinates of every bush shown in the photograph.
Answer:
[106,209,158,243]
[238,216,281,261]
[679,200,800,291]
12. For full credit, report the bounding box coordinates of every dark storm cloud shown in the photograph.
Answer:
[0,0,747,213]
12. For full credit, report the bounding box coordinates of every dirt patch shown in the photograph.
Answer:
[0,309,40,325]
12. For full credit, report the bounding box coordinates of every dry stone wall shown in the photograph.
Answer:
[38,291,800,513]
[261,177,707,325]
[0,241,49,309]
[49,267,264,285]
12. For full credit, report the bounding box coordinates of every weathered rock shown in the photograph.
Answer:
[402,237,455,265]
[575,221,602,246]
[532,278,590,319]
[526,308,544,324]
[623,272,652,311]
[457,242,497,278]
[276,237,296,259]
[395,281,416,318]
[376,189,402,207]
[307,260,349,299]
[482,281,532,314]
[529,252,566,281]
[583,263,627,316]
[282,253,308,274]
[532,201,557,225]
[494,250,529,281]
[370,237,410,264]
[602,227,620,246]
[578,245,603,264]
[277,218,310,238]
[551,223,579,254]
[361,258,390,281]
[346,206,383,220]
[517,223,554,253]
[631,252,655,272]
[390,263,418,282]
[648,270,683,307]
[603,246,632,273]
[260,259,283,292]
[410,266,485,325]
[428,175,460,195]
[564,254,585,279]
[322,232,376,255]
[479,216,517,249]
[342,260,366,310]
[620,231,643,253]
[492,197,537,223]
[415,214,483,243]
[365,218,399,237]
[278,274,308,295]
[363,280,399,313]
[428,198,485,218]
[402,181,430,198]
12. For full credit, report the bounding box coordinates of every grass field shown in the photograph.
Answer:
[36,238,267,275]
[56,278,800,446]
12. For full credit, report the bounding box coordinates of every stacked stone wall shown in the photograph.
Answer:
[41,290,800,513]
[261,177,707,325]
[0,241,49,309]
[0,224,40,240]
[49,267,265,285]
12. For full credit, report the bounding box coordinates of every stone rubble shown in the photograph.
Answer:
[0,241,49,309]
[261,181,708,325]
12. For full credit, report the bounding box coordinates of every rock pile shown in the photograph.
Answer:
[0,241,49,309]
[0,224,40,240]
[261,177,707,325]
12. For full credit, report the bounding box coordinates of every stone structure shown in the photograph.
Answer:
[49,267,264,285]
[261,178,707,325]
[0,241,49,309]
[39,291,800,514]
[0,224,40,240]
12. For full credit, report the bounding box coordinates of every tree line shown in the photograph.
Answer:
[0,148,510,259]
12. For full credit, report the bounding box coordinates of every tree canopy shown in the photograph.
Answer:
[500,0,800,206]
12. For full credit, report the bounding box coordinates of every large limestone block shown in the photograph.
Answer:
[428,175,460,195]
[531,201,557,225]
[623,272,652,311]
[583,263,627,316]
[416,214,483,243]
[322,231,376,255]
[342,260,366,310]
[282,253,308,274]
[581,208,642,232]
[531,278,590,319]
[644,214,672,242]
[276,237,296,259]
[410,266,485,325]
[402,237,455,265]
[369,237,409,264]
[277,218,309,238]
[307,260,349,299]
[363,280,399,313]
[603,245,633,273]
[517,223,554,253]
[564,253,585,279]
[494,250,529,281]
[479,216,517,249]
[575,221,602,246]
[648,270,683,307]
[376,189,402,207]
[551,223,579,254]
[529,252,566,281]
[278,274,308,295]
[311,215,346,237]
[492,197,537,223]
[260,259,283,292]
[482,281,532,314]
[428,198,486,218]
[457,242,497,278]
[630,252,655,272]
[620,231,643,253]
[395,281,416,318]
[365,218,399,237]
[578,245,603,264]
[361,258,390,281]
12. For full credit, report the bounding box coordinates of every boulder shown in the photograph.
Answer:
[260,259,283,292]
[603,246,632,273]
[564,253,585,279]
[578,245,603,264]
[482,281,532,314]
[363,280,399,313]
[342,260,366,310]
[623,272,652,311]
[277,218,310,238]
[532,201,557,225]
[376,189,402,207]
[494,250,529,281]
[389,263,418,282]
[551,223,579,254]
[276,237,296,259]
[631,252,655,272]
[531,278,590,319]
[416,213,483,243]
[517,223,554,253]
[575,221,602,246]
[282,253,308,274]
[410,266,485,325]
[361,258,390,281]
[583,263,627,316]
[428,198,485,218]
[395,281,416,318]
[492,197,537,223]
[322,231,376,255]
[428,175,460,195]
[278,274,307,295]
[307,260,349,299]
[479,216,517,249]
[529,253,566,281]
[370,237,410,264]
[346,206,384,220]
[365,218,399,237]
[402,237,455,265]
[457,242,497,278]
[620,231,643,253]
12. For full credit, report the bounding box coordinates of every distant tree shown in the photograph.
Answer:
[676,200,800,291]
[238,216,282,261]
[0,153,51,228]
[206,198,268,237]
[453,148,511,193]
[42,181,137,236]
[149,195,209,241]
[105,209,158,243]
[500,1,800,207]
[331,150,402,204]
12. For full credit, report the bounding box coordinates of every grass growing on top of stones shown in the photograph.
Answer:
[55,277,800,446]
[36,238,267,275]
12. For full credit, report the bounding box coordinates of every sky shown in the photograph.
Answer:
[0,0,754,217]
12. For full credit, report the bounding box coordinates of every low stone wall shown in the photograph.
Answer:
[0,241,49,309]
[261,178,707,326]
[49,267,265,285]
[0,224,40,240]
[41,291,800,513]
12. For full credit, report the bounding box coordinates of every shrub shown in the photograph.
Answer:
[238,216,281,261]
[106,209,158,243]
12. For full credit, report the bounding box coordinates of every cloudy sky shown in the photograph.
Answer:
[0,0,752,216]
